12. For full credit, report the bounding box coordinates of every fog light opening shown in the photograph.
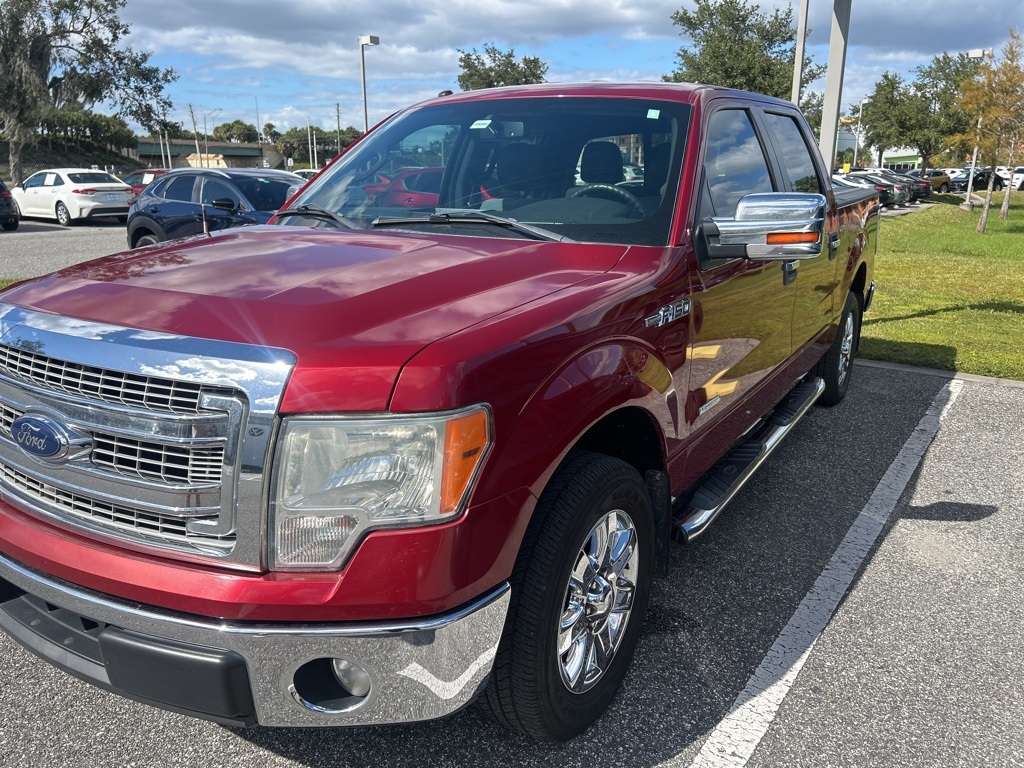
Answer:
[289,658,372,714]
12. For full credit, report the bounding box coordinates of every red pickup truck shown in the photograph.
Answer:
[0,83,877,741]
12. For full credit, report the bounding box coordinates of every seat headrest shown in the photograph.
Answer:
[496,143,555,193]
[580,141,624,185]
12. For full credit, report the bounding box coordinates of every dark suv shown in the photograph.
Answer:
[126,167,303,248]
[0,180,20,231]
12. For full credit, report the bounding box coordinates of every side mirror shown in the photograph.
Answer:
[210,197,239,213]
[704,192,827,261]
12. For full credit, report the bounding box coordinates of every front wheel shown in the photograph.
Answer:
[483,452,654,741]
[1,220,17,231]
[815,291,861,406]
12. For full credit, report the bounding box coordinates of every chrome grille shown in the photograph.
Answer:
[0,342,204,414]
[0,402,224,486]
[1,461,195,545]
[0,303,295,569]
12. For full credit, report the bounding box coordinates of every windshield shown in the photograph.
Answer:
[281,96,691,246]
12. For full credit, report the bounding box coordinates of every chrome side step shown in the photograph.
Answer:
[672,377,824,543]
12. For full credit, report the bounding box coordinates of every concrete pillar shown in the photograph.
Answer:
[818,0,853,172]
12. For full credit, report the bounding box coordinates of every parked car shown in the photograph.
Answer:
[126,167,304,247]
[293,169,319,180]
[122,168,170,196]
[10,168,134,225]
[623,163,644,181]
[868,169,930,201]
[1009,167,1024,191]
[0,81,878,742]
[949,169,1004,192]
[907,169,951,192]
[833,173,896,207]
[373,166,444,208]
[848,171,909,206]
[0,180,20,231]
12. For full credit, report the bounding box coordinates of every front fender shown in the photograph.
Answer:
[483,340,674,502]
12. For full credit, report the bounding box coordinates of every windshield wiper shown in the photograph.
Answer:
[276,204,357,229]
[372,211,573,243]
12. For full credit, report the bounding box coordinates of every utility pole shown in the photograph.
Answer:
[188,104,201,168]
[255,95,264,168]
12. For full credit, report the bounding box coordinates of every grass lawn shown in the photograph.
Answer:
[860,191,1024,381]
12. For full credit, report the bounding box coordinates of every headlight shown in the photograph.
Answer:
[270,405,491,571]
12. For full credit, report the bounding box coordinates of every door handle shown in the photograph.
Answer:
[828,233,840,260]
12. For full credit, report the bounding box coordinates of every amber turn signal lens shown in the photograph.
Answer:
[440,409,491,514]
[766,231,820,245]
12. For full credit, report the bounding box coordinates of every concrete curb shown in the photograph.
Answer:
[855,357,1024,389]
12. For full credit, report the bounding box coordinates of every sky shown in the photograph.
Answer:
[119,0,1024,137]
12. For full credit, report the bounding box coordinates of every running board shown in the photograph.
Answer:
[672,377,825,543]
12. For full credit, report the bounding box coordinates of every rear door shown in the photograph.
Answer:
[153,174,201,240]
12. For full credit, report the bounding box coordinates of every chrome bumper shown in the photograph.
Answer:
[0,552,510,727]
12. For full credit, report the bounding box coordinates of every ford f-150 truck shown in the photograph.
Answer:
[0,83,877,741]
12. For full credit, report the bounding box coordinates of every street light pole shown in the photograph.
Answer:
[201,108,221,168]
[359,35,380,133]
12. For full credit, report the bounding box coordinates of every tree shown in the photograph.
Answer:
[862,73,912,166]
[456,43,547,91]
[955,31,1024,231]
[801,91,824,139]
[663,0,824,99]
[0,0,176,183]
[262,123,281,144]
[212,119,258,143]
[907,52,981,173]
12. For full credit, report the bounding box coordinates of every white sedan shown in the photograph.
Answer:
[11,168,134,225]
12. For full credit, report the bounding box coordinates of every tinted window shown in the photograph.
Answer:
[162,176,196,202]
[763,112,821,193]
[704,110,773,217]
[231,176,296,211]
[201,178,240,207]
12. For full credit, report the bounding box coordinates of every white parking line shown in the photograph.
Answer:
[686,379,965,768]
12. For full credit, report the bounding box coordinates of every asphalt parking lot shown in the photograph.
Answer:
[1,219,1022,767]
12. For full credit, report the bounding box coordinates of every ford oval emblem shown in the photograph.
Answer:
[10,414,89,463]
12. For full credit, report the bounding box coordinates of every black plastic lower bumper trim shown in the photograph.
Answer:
[0,580,256,726]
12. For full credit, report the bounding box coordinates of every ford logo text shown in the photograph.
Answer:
[9,414,90,463]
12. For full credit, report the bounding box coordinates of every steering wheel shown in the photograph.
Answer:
[567,183,646,217]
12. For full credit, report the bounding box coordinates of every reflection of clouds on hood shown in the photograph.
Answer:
[140,357,260,385]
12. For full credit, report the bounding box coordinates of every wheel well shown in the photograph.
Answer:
[572,407,664,478]
[130,227,154,247]
[850,262,868,309]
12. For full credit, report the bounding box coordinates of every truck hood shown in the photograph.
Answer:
[2,226,627,411]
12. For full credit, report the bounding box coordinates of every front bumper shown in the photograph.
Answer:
[0,551,510,727]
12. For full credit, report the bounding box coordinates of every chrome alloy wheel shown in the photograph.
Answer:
[837,311,855,388]
[557,509,639,693]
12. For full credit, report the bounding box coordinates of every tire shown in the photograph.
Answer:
[134,233,160,248]
[482,452,654,741]
[939,183,949,193]
[815,291,860,407]
[55,202,72,226]
[1,220,17,231]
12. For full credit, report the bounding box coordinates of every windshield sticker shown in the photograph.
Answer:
[470,120,493,130]
[647,109,661,120]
